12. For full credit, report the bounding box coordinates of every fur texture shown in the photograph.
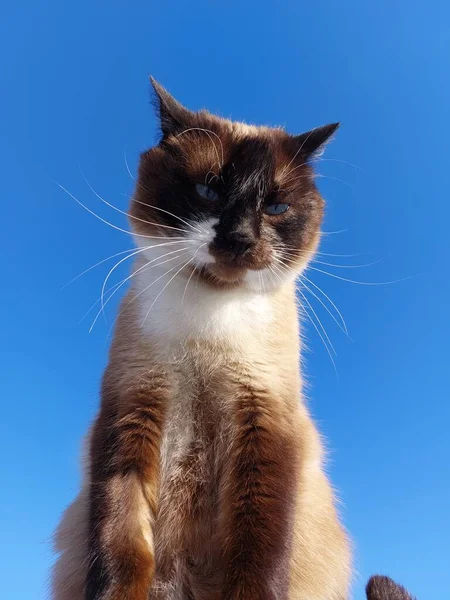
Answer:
[52,80,354,600]
[366,576,416,600]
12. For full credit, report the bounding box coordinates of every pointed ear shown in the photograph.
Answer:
[366,575,415,600]
[149,77,194,137]
[292,123,339,157]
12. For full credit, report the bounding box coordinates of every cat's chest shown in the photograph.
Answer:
[134,268,273,345]
[155,364,226,547]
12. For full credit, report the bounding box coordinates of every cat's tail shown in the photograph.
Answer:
[366,575,416,600]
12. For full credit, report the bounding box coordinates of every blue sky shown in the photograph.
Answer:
[1,1,449,598]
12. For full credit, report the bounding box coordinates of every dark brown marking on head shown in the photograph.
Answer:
[129,79,339,287]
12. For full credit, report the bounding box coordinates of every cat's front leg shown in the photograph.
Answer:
[219,385,299,600]
[85,381,168,600]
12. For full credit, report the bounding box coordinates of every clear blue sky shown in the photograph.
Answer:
[1,2,449,599]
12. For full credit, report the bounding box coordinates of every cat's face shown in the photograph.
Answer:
[130,79,338,292]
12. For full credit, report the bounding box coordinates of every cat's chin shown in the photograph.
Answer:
[204,263,248,284]
[194,262,296,293]
[194,263,248,289]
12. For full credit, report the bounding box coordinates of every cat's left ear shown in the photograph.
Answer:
[292,123,339,157]
[150,77,194,137]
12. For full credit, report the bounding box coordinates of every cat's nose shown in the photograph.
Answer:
[227,232,255,259]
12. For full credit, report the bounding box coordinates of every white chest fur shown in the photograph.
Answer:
[134,260,274,346]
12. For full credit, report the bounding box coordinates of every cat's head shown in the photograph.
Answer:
[129,78,338,292]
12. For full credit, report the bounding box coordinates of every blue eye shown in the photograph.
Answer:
[265,203,290,216]
[195,183,220,201]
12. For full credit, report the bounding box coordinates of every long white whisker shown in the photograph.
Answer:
[141,250,203,327]
[316,174,354,188]
[280,173,311,187]
[267,264,283,289]
[297,289,337,375]
[123,149,206,234]
[297,289,336,356]
[130,195,207,234]
[315,252,360,258]
[80,172,194,235]
[79,278,124,323]
[89,247,191,332]
[282,129,316,178]
[176,127,224,168]
[280,161,309,182]
[309,266,413,286]
[182,244,206,303]
[123,149,208,235]
[300,274,348,335]
[62,247,137,290]
[84,250,186,325]
[298,279,349,337]
[312,258,382,269]
[107,254,192,334]
[321,229,348,236]
[56,182,189,240]
[311,157,363,171]
[100,241,194,317]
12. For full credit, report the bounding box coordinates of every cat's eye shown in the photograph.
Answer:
[195,184,220,202]
[265,203,290,216]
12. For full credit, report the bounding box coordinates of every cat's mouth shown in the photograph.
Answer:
[203,262,249,283]
[195,258,273,288]
[185,235,279,288]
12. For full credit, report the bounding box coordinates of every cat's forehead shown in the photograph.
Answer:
[168,113,296,185]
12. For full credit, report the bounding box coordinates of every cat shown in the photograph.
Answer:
[52,78,379,600]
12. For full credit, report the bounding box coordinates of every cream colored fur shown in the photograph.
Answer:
[52,243,351,600]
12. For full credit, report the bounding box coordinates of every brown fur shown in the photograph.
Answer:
[53,290,351,600]
[366,576,416,600]
[52,81,354,600]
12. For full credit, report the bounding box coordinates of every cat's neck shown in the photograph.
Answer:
[132,258,299,350]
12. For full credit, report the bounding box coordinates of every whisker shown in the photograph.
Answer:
[311,157,363,171]
[298,278,349,337]
[258,270,264,294]
[300,274,348,335]
[267,264,284,289]
[308,266,413,286]
[56,182,189,240]
[280,161,309,182]
[142,248,204,327]
[315,252,360,258]
[312,258,382,269]
[79,277,125,324]
[275,244,362,260]
[127,194,206,235]
[176,127,224,168]
[281,130,316,178]
[80,171,194,235]
[61,247,137,290]
[316,174,354,189]
[271,258,339,366]
[321,229,348,236]
[123,150,206,234]
[280,174,311,188]
[106,254,192,334]
[297,288,338,375]
[181,244,206,303]
[100,241,194,317]
[271,259,296,281]
[89,247,191,332]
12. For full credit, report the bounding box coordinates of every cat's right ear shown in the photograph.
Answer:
[150,77,194,137]
[366,575,415,600]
